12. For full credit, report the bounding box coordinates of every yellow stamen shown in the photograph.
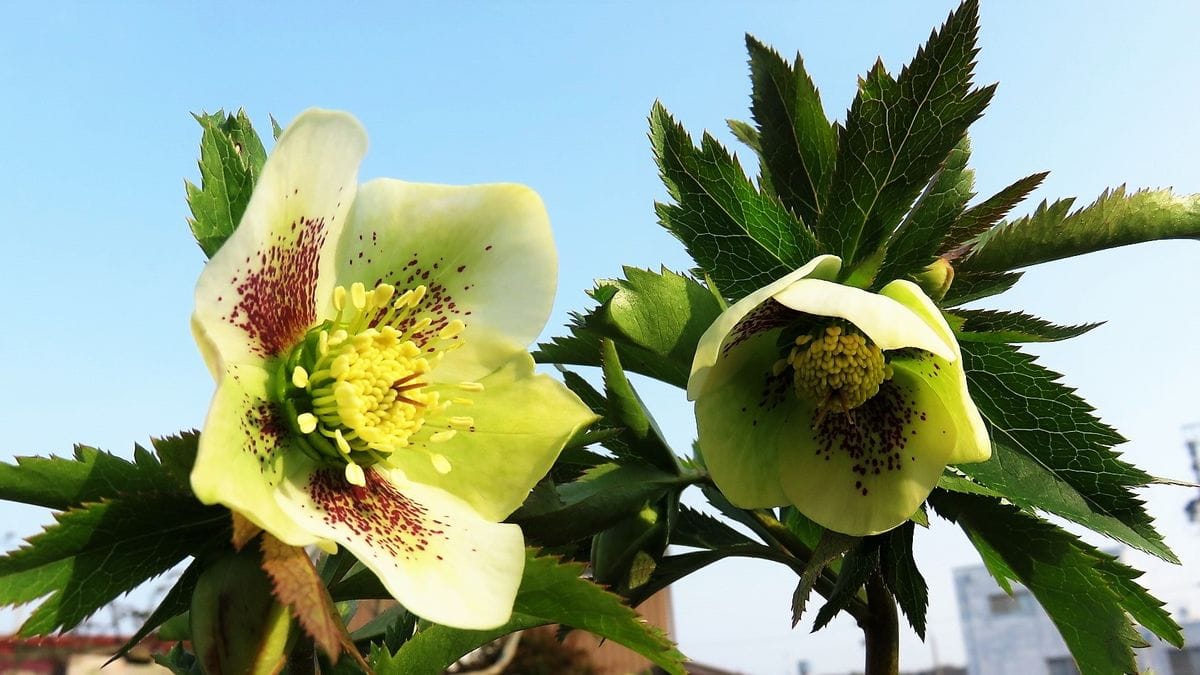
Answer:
[431,453,452,474]
[292,366,310,389]
[345,462,366,487]
[789,324,890,414]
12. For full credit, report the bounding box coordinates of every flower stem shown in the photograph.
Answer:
[861,572,900,675]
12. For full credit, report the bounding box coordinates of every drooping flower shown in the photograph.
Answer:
[688,255,990,536]
[190,109,595,629]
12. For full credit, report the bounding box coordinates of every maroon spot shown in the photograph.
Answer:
[307,468,448,560]
[222,217,327,357]
[723,300,794,357]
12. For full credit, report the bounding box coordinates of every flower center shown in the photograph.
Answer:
[785,324,891,414]
[278,282,477,485]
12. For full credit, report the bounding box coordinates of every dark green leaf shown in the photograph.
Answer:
[726,119,775,195]
[109,557,206,664]
[0,495,227,635]
[952,309,1100,343]
[818,0,993,267]
[930,490,1181,675]
[510,463,684,546]
[746,35,837,227]
[588,266,724,372]
[154,643,202,675]
[627,543,800,608]
[535,314,691,389]
[813,540,878,631]
[880,523,928,639]
[942,269,1022,306]
[792,530,857,627]
[371,551,686,675]
[599,339,680,473]
[959,342,1174,562]
[876,136,974,284]
[671,506,754,549]
[650,101,819,301]
[943,171,1048,252]
[185,109,269,258]
[962,187,1200,273]
[591,496,671,592]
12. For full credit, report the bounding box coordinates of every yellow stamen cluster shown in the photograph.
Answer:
[285,282,480,485]
[786,324,891,413]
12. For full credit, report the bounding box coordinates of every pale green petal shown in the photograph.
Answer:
[332,179,556,383]
[276,465,525,630]
[191,314,220,381]
[694,330,795,508]
[772,279,955,360]
[194,109,367,367]
[881,280,991,464]
[688,255,841,400]
[192,363,325,548]
[387,353,597,521]
[776,368,958,536]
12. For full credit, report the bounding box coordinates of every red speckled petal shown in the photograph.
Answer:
[331,179,556,382]
[192,362,326,548]
[276,466,525,630]
[194,109,367,371]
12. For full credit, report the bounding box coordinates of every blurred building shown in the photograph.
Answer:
[955,562,1200,675]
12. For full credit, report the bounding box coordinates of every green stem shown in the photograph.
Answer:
[861,572,900,675]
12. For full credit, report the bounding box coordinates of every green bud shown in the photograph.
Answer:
[912,258,955,301]
[191,549,291,675]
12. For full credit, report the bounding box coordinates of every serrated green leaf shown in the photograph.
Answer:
[959,342,1175,562]
[930,490,1180,674]
[510,463,685,547]
[726,119,775,195]
[963,187,1200,273]
[792,530,857,627]
[813,540,878,631]
[109,557,206,665]
[599,339,681,473]
[876,136,974,285]
[671,506,753,549]
[746,35,837,228]
[370,550,686,675]
[880,523,928,639]
[650,101,819,301]
[185,109,269,258]
[952,309,1100,343]
[818,0,993,268]
[591,496,671,592]
[535,314,692,389]
[942,171,1048,253]
[589,266,724,371]
[942,269,1022,306]
[0,495,227,635]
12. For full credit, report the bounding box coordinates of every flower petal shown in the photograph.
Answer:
[276,465,525,630]
[385,353,596,521]
[193,109,368,369]
[771,279,955,360]
[694,330,795,508]
[333,179,556,382]
[880,280,991,464]
[192,362,325,548]
[776,368,958,536]
[688,255,841,400]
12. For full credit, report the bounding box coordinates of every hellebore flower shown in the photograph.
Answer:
[688,255,990,536]
[190,109,594,629]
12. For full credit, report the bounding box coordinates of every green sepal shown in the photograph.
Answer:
[185,109,269,258]
[962,187,1200,272]
[369,550,687,675]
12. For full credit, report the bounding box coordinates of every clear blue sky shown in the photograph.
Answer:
[2,3,1199,674]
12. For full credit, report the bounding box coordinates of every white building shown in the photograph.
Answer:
[954,563,1199,675]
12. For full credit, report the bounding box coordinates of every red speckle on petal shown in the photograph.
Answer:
[307,469,448,560]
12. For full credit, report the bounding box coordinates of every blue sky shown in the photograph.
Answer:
[2,2,1199,673]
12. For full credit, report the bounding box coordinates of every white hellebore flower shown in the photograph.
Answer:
[190,109,594,629]
[688,255,990,536]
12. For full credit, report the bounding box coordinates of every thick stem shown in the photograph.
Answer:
[861,573,900,675]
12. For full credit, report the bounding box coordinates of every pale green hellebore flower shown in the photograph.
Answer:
[688,255,990,536]
[190,109,595,630]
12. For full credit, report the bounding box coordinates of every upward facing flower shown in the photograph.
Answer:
[190,110,594,629]
[688,255,990,536]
